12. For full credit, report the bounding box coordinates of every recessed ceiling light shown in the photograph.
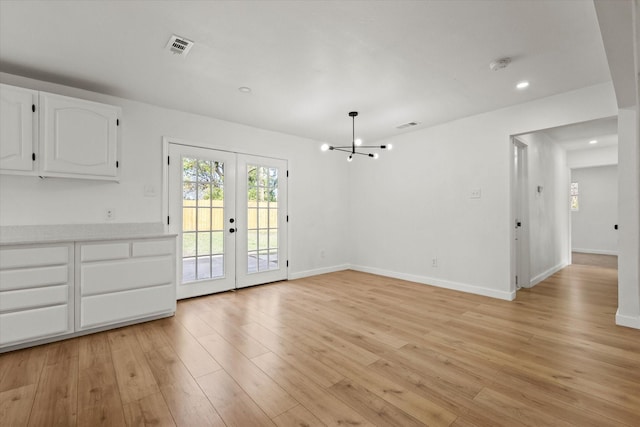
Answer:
[589,140,598,144]
[238,86,252,93]
[516,81,530,90]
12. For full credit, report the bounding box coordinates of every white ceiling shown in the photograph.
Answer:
[538,116,618,152]
[0,0,612,144]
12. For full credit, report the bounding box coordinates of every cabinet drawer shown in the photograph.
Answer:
[81,256,173,296]
[132,239,174,258]
[0,246,69,269]
[0,265,68,291]
[0,304,70,346]
[80,284,174,329]
[0,284,68,312]
[81,242,129,262]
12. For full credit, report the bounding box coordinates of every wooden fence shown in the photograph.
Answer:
[182,200,278,231]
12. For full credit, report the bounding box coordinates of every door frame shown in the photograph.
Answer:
[161,137,290,296]
[510,136,531,291]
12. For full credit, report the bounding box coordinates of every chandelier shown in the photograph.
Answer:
[321,111,392,162]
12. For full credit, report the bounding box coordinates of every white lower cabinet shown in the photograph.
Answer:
[0,236,176,351]
[77,237,176,330]
[0,244,74,347]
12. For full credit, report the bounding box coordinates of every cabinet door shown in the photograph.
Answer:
[40,92,120,180]
[0,84,37,173]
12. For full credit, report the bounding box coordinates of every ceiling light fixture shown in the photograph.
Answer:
[589,139,598,144]
[321,112,392,162]
[516,81,530,90]
[238,86,252,93]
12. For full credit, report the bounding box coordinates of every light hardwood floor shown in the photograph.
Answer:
[1,266,639,426]
[572,252,618,269]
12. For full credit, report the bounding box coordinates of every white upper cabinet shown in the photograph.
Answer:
[0,83,121,181]
[0,84,38,174]
[40,91,120,180]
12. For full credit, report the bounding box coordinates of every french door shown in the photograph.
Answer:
[168,143,287,299]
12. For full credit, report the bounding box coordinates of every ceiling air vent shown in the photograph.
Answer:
[396,122,419,130]
[166,35,194,56]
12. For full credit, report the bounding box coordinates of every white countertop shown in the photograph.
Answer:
[0,223,174,245]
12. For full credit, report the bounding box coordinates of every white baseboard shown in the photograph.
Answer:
[349,264,516,301]
[572,248,618,256]
[529,262,568,287]
[616,309,640,329]
[288,264,350,280]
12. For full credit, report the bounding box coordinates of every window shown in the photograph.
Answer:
[570,182,579,211]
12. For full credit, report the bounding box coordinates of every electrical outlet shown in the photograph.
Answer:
[432,257,438,267]
[470,188,482,199]
[105,208,115,221]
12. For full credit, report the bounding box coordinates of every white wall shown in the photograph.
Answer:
[617,107,640,327]
[570,165,618,255]
[593,0,640,329]
[519,132,570,285]
[0,72,350,279]
[349,83,617,300]
[567,145,618,169]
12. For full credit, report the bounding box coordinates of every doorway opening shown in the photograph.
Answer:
[164,141,288,299]
[510,116,618,293]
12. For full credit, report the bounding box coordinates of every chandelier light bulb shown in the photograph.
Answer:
[322,112,391,162]
[387,144,393,150]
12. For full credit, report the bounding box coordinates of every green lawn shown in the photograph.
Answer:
[182,230,278,257]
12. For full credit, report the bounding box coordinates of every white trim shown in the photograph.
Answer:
[162,135,287,161]
[615,309,640,329]
[288,264,350,280]
[572,248,619,256]
[349,264,516,301]
[529,262,568,287]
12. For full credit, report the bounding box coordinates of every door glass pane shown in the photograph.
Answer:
[248,230,258,251]
[183,232,196,257]
[268,249,278,270]
[211,207,224,231]
[197,208,211,230]
[246,163,279,274]
[258,230,269,250]
[183,208,196,232]
[182,157,225,282]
